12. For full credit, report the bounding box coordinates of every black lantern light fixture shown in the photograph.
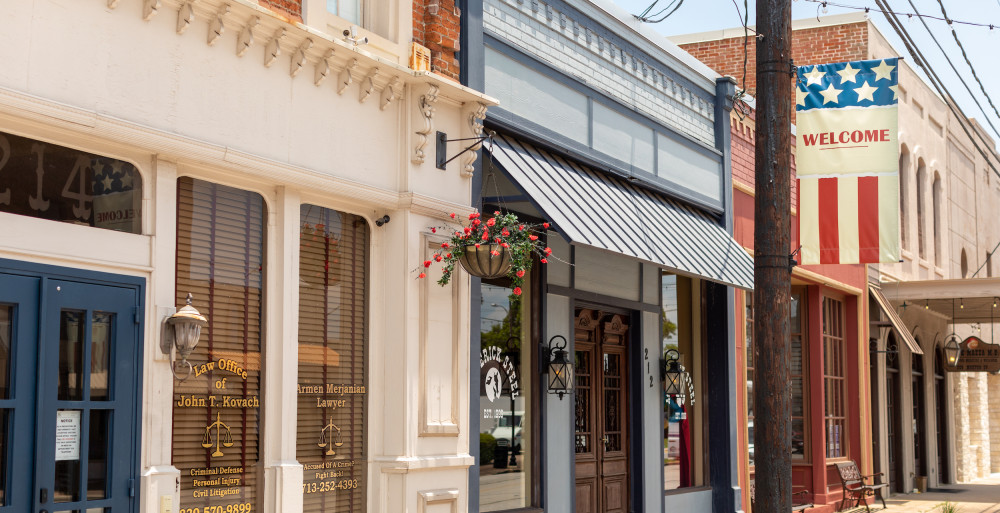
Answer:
[661,349,683,396]
[944,334,962,367]
[545,335,573,400]
[160,293,209,381]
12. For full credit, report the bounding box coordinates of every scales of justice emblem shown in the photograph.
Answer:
[202,411,235,457]
[317,417,345,456]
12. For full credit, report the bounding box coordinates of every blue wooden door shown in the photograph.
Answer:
[0,273,40,513]
[0,270,141,513]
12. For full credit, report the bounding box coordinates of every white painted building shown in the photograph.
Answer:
[0,1,494,512]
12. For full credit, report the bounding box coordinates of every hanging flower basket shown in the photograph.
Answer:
[458,243,512,278]
[417,211,553,304]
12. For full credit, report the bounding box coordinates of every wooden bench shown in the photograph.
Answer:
[748,479,812,512]
[834,461,887,512]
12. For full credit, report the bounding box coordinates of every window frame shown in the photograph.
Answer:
[822,296,848,460]
[302,0,405,59]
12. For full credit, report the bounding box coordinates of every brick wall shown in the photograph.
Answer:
[258,0,302,22]
[679,22,868,123]
[413,0,462,80]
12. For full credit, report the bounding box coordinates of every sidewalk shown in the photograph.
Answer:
[876,473,1000,513]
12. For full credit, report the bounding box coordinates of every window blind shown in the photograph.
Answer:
[173,177,265,511]
[297,205,368,512]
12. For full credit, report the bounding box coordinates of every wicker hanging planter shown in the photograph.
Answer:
[458,243,513,279]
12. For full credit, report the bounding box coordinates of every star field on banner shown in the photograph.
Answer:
[796,58,900,265]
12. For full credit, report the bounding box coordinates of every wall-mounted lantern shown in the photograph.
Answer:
[944,334,962,367]
[662,349,683,396]
[160,293,208,381]
[545,335,573,400]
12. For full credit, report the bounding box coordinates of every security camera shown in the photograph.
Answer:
[343,26,368,46]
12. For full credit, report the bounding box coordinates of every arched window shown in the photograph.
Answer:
[961,249,969,278]
[933,173,942,267]
[916,159,927,259]
[899,146,910,249]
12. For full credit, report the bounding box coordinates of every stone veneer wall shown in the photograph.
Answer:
[956,373,993,481]
[991,374,1000,473]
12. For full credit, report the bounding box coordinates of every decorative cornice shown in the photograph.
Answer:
[107,0,493,111]
[413,84,440,165]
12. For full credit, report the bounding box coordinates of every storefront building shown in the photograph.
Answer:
[465,1,755,512]
[675,10,1000,503]
[0,1,493,512]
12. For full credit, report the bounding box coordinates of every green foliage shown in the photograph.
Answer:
[419,211,551,305]
[661,307,677,339]
[939,502,961,513]
[480,432,497,464]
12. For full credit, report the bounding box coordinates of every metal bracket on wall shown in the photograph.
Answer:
[435,130,493,171]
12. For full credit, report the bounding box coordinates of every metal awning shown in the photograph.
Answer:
[870,286,923,354]
[487,133,755,290]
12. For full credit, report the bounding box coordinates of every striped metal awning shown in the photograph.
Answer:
[487,134,754,290]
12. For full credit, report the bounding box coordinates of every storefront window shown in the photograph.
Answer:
[173,177,265,511]
[478,281,533,511]
[823,297,847,459]
[297,205,369,512]
[662,273,701,490]
[0,130,142,234]
[747,289,808,467]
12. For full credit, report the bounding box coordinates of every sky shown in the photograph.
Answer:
[612,0,1000,152]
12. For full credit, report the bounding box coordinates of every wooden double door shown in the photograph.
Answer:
[574,308,630,513]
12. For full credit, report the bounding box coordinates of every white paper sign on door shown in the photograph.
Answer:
[55,410,81,461]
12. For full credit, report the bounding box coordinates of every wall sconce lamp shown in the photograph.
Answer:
[662,349,683,396]
[944,334,962,367]
[545,335,574,400]
[160,293,208,381]
[993,297,998,308]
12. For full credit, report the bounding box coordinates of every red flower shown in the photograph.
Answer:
[501,243,509,248]
[482,231,489,240]
[543,222,550,229]
[464,227,472,234]
[516,270,525,278]
[475,243,481,248]
[544,247,552,255]
[450,213,457,219]
[513,287,522,296]
[529,235,538,241]
[519,224,525,231]
[501,229,510,237]
[431,227,436,233]
[441,242,450,248]
[541,258,548,264]
[423,260,432,267]
[494,210,501,215]
[418,272,426,278]
[469,213,477,220]
[494,237,501,243]
[491,250,500,256]
[473,219,481,226]
[434,254,443,262]
[446,253,452,258]
[486,218,496,227]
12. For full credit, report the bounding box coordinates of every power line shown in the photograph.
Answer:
[932,0,1000,137]
[971,239,1000,278]
[902,0,1000,142]
[872,0,1000,180]
[802,0,1000,31]
[634,0,684,23]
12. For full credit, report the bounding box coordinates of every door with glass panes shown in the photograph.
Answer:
[573,308,630,513]
[0,267,141,513]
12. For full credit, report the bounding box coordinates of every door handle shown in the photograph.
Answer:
[39,487,48,504]
[602,435,609,445]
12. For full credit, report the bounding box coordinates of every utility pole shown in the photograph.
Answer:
[754,0,792,511]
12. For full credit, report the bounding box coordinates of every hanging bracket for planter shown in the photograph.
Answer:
[436,130,493,170]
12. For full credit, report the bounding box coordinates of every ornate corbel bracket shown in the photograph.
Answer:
[236,16,259,58]
[463,102,489,177]
[337,59,358,95]
[412,84,440,165]
[207,5,229,46]
[143,0,161,21]
[380,76,401,111]
[264,28,286,68]
[176,1,195,34]
[358,68,379,103]
[314,49,335,86]
[290,39,313,77]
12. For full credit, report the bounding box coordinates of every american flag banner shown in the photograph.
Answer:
[796,58,900,265]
